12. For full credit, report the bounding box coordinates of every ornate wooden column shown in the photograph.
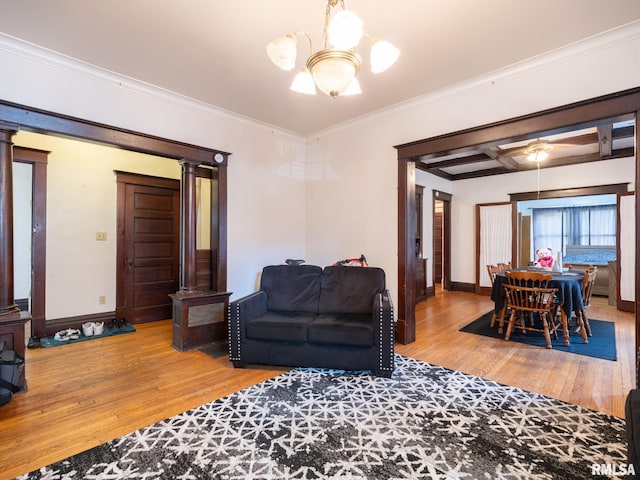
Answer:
[0,124,29,389]
[180,161,198,292]
[0,125,19,318]
[170,160,230,351]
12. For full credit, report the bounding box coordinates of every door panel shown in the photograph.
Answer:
[120,179,179,323]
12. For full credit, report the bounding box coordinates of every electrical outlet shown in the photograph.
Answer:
[96,232,107,241]
[98,295,106,305]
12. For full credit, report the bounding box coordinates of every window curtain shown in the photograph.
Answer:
[588,205,616,245]
[478,203,512,288]
[619,194,635,302]
[532,208,565,257]
[532,204,616,255]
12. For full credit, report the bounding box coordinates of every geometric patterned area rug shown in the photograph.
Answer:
[17,355,627,480]
[460,311,617,361]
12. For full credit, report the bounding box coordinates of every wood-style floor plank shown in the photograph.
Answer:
[0,290,634,479]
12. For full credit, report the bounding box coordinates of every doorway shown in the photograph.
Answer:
[0,100,229,337]
[395,87,640,346]
[12,147,47,338]
[432,190,451,292]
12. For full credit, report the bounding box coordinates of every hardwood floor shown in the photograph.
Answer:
[0,290,634,479]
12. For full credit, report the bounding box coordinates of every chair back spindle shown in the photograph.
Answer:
[503,270,559,349]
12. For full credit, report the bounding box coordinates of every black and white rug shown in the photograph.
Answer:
[18,356,627,479]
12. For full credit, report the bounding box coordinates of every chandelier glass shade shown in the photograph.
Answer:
[266,0,399,98]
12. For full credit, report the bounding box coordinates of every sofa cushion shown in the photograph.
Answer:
[261,265,322,313]
[318,266,385,314]
[308,313,373,347]
[245,311,316,343]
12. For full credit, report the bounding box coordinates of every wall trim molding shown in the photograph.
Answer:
[311,21,640,138]
[3,21,639,141]
[0,33,305,142]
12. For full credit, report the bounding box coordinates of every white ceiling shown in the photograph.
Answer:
[2,1,640,136]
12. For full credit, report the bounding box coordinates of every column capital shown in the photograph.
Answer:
[0,124,18,144]
[178,159,201,169]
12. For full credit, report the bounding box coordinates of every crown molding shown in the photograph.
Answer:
[0,33,305,142]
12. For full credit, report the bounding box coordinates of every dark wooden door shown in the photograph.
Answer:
[117,173,180,324]
[434,208,443,284]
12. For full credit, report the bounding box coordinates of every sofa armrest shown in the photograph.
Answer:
[228,291,268,364]
[373,290,395,376]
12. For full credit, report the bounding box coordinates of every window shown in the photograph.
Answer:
[532,204,616,255]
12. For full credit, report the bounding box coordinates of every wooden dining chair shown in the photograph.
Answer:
[503,270,559,349]
[487,264,504,329]
[574,266,598,337]
[487,264,501,287]
[497,262,512,272]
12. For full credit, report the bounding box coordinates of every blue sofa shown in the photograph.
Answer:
[228,264,395,377]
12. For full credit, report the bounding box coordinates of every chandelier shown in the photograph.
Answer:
[266,0,400,98]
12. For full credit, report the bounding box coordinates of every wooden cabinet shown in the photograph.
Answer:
[416,258,427,302]
[170,290,231,351]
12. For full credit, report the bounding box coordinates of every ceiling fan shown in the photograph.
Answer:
[523,139,553,163]
[498,134,591,163]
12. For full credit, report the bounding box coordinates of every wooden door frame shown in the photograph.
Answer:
[395,87,640,348]
[0,99,230,332]
[115,172,180,323]
[432,190,452,292]
[12,147,47,338]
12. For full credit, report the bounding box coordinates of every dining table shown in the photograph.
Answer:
[491,268,586,345]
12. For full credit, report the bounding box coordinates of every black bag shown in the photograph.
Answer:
[0,347,24,406]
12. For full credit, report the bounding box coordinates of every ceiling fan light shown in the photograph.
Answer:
[341,77,362,96]
[307,49,361,97]
[327,10,363,49]
[290,69,316,95]
[266,35,297,71]
[527,150,549,162]
[370,39,400,73]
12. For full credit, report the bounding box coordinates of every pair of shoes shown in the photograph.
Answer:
[54,329,81,342]
[110,318,127,329]
[82,322,104,336]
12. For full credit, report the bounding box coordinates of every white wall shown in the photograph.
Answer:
[0,34,307,306]
[1,21,639,316]
[12,132,181,319]
[305,22,640,302]
[451,158,635,284]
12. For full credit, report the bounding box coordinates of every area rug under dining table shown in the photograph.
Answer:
[17,355,627,479]
[460,311,617,361]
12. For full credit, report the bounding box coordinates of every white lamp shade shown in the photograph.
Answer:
[266,35,297,71]
[290,69,316,95]
[370,40,400,73]
[307,50,361,97]
[327,10,363,50]
[341,77,362,96]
